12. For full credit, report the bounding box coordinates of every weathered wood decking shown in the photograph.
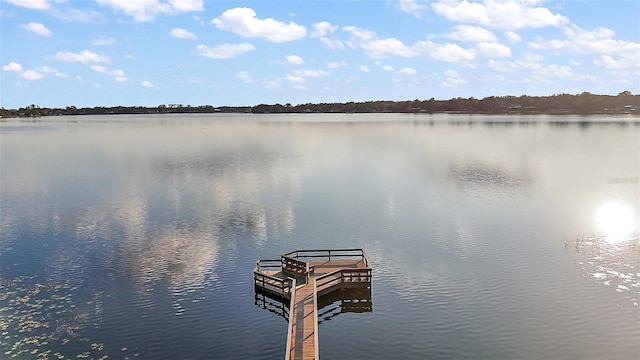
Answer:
[254,249,372,360]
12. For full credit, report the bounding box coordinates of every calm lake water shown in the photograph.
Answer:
[1,114,639,359]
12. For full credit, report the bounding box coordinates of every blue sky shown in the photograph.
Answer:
[1,0,639,108]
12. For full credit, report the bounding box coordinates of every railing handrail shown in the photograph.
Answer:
[315,267,371,282]
[283,248,364,258]
[283,249,369,268]
[254,270,288,285]
[255,259,284,274]
[284,277,297,360]
[281,255,307,274]
[315,268,371,295]
[254,270,293,300]
[312,277,320,360]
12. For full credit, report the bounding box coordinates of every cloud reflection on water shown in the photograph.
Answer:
[1,116,639,359]
[1,119,302,299]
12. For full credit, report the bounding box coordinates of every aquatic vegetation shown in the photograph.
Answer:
[0,275,113,359]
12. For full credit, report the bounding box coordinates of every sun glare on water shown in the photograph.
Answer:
[597,201,637,244]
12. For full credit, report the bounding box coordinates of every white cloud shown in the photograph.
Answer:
[55,50,110,63]
[212,7,306,43]
[381,64,395,71]
[49,6,101,22]
[141,80,154,87]
[488,52,543,71]
[90,65,108,73]
[488,53,577,83]
[170,0,203,12]
[91,36,116,46]
[362,37,419,58]
[90,65,128,82]
[442,69,466,86]
[344,26,480,64]
[2,62,23,72]
[319,37,345,50]
[21,22,52,37]
[311,21,337,38]
[343,26,376,41]
[291,70,329,77]
[445,25,496,42]
[431,0,568,30]
[195,43,255,59]
[284,74,304,83]
[544,64,573,78]
[530,24,640,55]
[20,70,45,80]
[397,0,427,18]
[528,24,640,70]
[429,42,475,62]
[442,77,466,86]
[328,61,347,68]
[4,0,50,10]
[476,42,512,57]
[5,0,100,22]
[41,67,66,78]
[344,26,479,63]
[398,67,417,75]
[594,55,636,70]
[263,80,281,88]
[359,65,370,72]
[504,31,521,42]
[170,28,197,39]
[444,69,459,77]
[285,69,330,82]
[236,71,254,83]
[285,55,304,65]
[96,0,203,22]
[37,66,57,73]
[3,62,52,80]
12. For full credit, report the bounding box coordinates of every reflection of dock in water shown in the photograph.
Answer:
[254,249,372,360]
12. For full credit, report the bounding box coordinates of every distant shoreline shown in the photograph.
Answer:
[1,91,638,118]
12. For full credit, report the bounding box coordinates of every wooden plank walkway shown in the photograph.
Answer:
[287,259,366,360]
[288,279,317,360]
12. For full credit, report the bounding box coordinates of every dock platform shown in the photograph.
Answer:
[253,249,372,360]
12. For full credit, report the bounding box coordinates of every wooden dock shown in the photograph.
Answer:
[254,249,372,360]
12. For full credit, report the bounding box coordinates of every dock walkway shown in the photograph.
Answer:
[253,249,372,360]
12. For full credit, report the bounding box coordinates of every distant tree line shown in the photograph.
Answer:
[1,91,638,119]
